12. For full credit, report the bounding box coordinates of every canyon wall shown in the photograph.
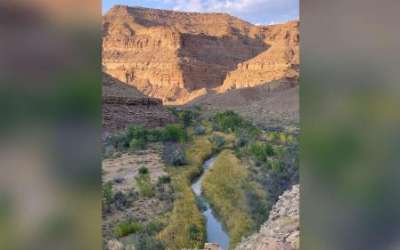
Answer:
[102,5,299,104]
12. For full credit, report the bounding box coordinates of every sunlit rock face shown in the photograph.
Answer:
[102,5,299,104]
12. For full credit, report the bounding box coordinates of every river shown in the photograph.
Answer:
[191,157,230,250]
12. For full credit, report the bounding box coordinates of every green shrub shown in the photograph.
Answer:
[135,234,165,250]
[139,166,149,176]
[158,175,171,184]
[107,132,130,150]
[162,124,187,143]
[114,221,143,238]
[250,143,275,162]
[212,111,243,132]
[208,135,225,149]
[102,182,113,206]
[147,129,163,142]
[136,175,154,198]
[130,137,146,150]
[188,224,202,242]
[127,126,148,141]
[193,124,206,135]
[163,143,187,166]
[145,220,165,235]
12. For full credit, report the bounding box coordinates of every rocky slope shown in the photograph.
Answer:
[102,73,176,136]
[102,5,299,104]
[235,185,299,250]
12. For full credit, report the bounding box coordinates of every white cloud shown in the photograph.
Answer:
[159,0,299,24]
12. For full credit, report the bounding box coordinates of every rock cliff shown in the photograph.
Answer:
[234,185,300,250]
[102,73,176,136]
[102,5,299,104]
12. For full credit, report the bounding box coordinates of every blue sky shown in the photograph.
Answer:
[103,0,299,25]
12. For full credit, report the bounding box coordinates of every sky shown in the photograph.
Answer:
[102,0,299,25]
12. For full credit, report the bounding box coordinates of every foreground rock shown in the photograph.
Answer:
[102,5,299,104]
[235,185,299,250]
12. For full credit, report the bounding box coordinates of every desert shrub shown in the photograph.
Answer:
[113,191,129,211]
[147,129,163,142]
[193,124,206,135]
[188,224,202,242]
[212,111,243,132]
[144,220,165,235]
[208,135,225,149]
[127,126,148,141]
[102,182,113,206]
[139,166,149,176]
[135,234,165,250]
[178,110,196,128]
[163,143,187,166]
[130,137,146,150]
[107,132,130,150]
[250,143,275,162]
[114,221,143,238]
[162,124,187,143]
[158,175,171,184]
[136,175,154,198]
[235,136,249,148]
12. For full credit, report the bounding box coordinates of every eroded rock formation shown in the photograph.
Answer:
[235,185,300,250]
[102,5,299,104]
[102,73,176,136]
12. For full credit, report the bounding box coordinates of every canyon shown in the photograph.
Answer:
[102,5,299,104]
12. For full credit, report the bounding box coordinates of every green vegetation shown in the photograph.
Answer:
[158,175,171,185]
[249,142,275,162]
[114,220,143,238]
[208,135,225,150]
[139,166,149,175]
[105,124,187,153]
[136,173,155,198]
[211,111,260,140]
[162,143,187,166]
[159,136,213,250]
[202,150,267,248]
[102,182,113,207]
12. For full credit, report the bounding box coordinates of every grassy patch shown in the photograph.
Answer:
[202,150,267,248]
[159,136,213,250]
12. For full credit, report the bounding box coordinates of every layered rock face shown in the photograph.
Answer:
[235,185,300,250]
[102,5,298,104]
[220,21,299,91]
[102,73,176,136]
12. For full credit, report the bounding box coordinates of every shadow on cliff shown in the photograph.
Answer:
[178,32,269,90]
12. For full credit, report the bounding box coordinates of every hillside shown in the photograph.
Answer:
[188,80,299,128]
[102,73,176,135]
[102,5,299,104]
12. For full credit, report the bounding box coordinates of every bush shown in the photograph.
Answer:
[130,137,146,150]
[188,224,202,242]
[193,124,206,135]
[107,132,130,150]
[114,221,143,238]
[102,182,113,206]
[250,143,275,162]
[135,234,165,250]
[139,166,149,176]
[162,124,187,143]
[127,126,148,141]
[136,175,154,198]
[212,111,243,132]
[208,135,225,149]
[163,143,187,166]
[158,175,171,184]
[147,129,163,142]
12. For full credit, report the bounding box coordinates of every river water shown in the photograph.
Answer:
[191,157,230,250]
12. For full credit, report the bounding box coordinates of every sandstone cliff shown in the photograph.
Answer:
[102,73,176,136]
[102,5,299,104]
[220,21,299,91]
[235,185,300,250]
